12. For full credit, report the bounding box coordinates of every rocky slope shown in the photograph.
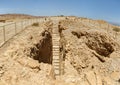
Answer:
[0,21,55,85]
[59,17,120,85]
[0,16,120,85]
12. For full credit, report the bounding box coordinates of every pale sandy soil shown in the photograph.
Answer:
[0,16,120,85]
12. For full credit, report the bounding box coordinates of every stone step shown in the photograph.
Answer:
[54,70,60,75]
[53,43,60,47]
[53,45,59,48]
[53,63,60,66]
[53,63,60,65]
[53,49,59,51]
[53,41,59,43]
[54,67,60,70]
[53,40,60,42]
[53,44,59,46]
[53,47,59,49]
[53,58,60,61]
[53,50,59,52]
[52,35,59,36]
[53,42,59,43]
[53,59,59,61]
[52,28,58,29]
[52,39,60,40]
[53,42,60,46]
[53,54,59,55]
[53,49,59,52]
[53,42,59,44]
[53,51,59,53]
[53,52,59,54]
[53,45,59,46]
[52,48,60,51]
[53,43,59,45]
[53,58,59,60]
[53,56,59,59]
[52,33,58,34]
[53,40,59,42]
[53,43,59,44]
[52,59,60,63]
[53,58,60,60]
[53,54,59,56]
[53,45,59,47]
[52,36,59,37]
[53,56,59,58]
[53,46,59,48]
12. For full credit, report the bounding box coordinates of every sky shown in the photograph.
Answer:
[0,0,120,23]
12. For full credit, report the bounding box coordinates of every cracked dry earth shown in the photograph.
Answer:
[0,17,120,85]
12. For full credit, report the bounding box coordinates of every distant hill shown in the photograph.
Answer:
[0,14,41,20]
[108,21,120,26]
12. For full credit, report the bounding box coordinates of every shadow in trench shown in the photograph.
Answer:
[30,30,53,64]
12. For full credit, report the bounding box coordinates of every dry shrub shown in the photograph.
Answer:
[113,27,120,32]
[32,22,39,26]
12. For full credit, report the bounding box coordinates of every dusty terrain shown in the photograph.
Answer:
[59,18,120,85]
[0,15,120,85]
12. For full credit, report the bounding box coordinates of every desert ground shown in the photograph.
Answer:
[0,14,120,85]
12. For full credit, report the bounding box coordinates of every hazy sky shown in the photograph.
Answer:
[0,0,120,23]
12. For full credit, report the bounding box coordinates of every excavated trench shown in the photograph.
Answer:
[30,30,53,64]
[29,22,67,76]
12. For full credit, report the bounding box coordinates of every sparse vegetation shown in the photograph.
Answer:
[113,27,120,32]
[32,22,39,26]
[0,20,6,23]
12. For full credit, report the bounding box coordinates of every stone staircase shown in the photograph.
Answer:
[52,21,61,76]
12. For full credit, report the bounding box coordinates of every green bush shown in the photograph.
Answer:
[32,22,39,26]
[113,27,120,32]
